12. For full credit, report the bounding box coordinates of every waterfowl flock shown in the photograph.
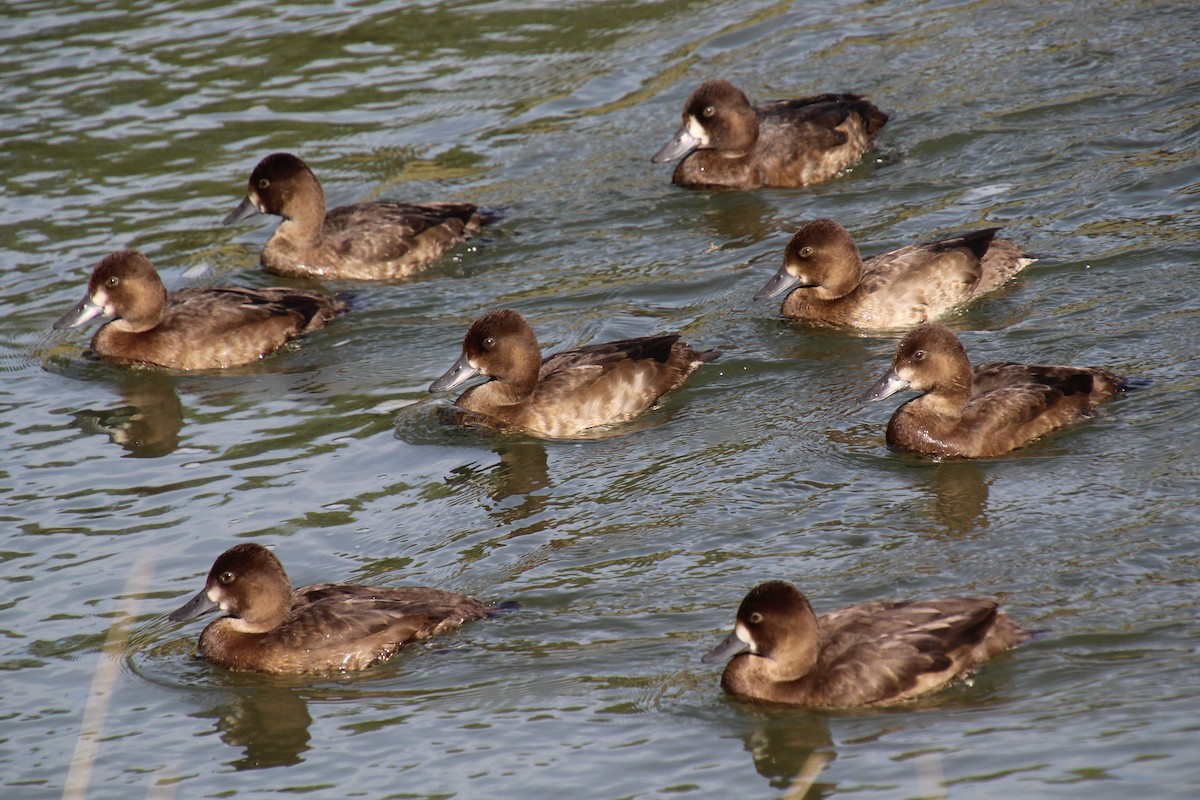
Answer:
[52,76,1135,708]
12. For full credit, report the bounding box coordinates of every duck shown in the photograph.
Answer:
[224,152,493,280]
[651,79,888,189]
[428,308,719,438]
[859,323,1126,459]
[703,580,1028,708]
[53,250,346,371]
[755,219,1035,329]
[169,543,496,674]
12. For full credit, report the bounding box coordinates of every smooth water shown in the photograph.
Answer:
[2,0,1199,798]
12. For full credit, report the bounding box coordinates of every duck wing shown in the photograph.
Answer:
[859,229,999,296]
[968,362,1123,429]
[539,334,682,377]
[322,201,481,265]
[265,584,491,670]
[169,287,345,334]
[812,599,1006,706]
[760,93,889,146]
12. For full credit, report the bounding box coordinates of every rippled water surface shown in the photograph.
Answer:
[3,0,1199,797]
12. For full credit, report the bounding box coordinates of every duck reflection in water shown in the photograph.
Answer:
[733,711,835,796]
[441,439,553,533]
[69,375,183,458]
[193,684,312,770]
[917,460,991,537]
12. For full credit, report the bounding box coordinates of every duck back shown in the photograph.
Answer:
[263,201,483,280]
[199,583,492,674]
[675,93,887,189]
[92,286,345,370]
[462,335,719,437]
[888,362,1126,458]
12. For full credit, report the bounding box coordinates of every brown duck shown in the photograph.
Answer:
[755,218,1034,329]
[53,250,345,370]
[170,543,496,675]
[651,79,888,189]
[429,308,719,438]
[224,152,492,280]
[704,580,1028,707]
[860,323,1126,458]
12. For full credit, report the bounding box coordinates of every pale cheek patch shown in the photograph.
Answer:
[686,116,710,147]
[91,288,115,316]
[735,621,756,653]
[207,587,228,611]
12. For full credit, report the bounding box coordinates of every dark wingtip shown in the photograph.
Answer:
[488,599,521,617]
[477,206,508,227]
[1118,375,1151,392]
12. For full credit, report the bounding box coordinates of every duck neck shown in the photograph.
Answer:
[232,590,292,634]
[281,179,328,246]
[109,280,168,333]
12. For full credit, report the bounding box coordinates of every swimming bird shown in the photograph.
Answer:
[859,323,1126,458]
[703,580,1028,707]
[53,250,345,370]
[224,152,492,280]
[652,79,888,189]
[169,543,495,674]
[429,308,719,438]
[755,218,1034,329]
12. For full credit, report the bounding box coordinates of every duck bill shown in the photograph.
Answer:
[223,195,261,225]
[858,368,910,404]
[754,267,804,301]
[651,125,700,164]
[429,352,481,393]
[53,295,105,330]
[702,629,751,664]
[169,587,219,622]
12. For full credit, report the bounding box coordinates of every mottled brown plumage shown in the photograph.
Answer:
[860,323,1126,458]
[224,152,490,280]
[429,308,719,438]
[704,581,1028,708]
[53,250,345,370]
[755,219,1035,329]
[169,543,493,675]
[652,79,888,189]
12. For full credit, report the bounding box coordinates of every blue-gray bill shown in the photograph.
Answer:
[651,125,700,164]
[702,629,750,664]
[223,195,261,225]
[53,295,104,330]
[858,368,910,404]
[169,588,219,622]
[754,267,807,301]
[429,351,481,393]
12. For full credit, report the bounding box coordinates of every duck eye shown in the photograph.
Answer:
[702,105,716,118]
[798,246,814,258]
[912,349,926,362]
[483,337,495,349]
[219,571,235,585]
[749,612,763,624]
[257,178,270,189]
[106,276,120,287]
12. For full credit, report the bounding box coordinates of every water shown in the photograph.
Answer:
[2,0,1199,797]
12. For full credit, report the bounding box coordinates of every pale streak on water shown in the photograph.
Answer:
[1,1,1199,798]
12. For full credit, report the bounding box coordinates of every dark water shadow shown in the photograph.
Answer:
[68,374,184,458]
[909,460,992,538]
[194,684,314,770]
[737,710,837,797]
